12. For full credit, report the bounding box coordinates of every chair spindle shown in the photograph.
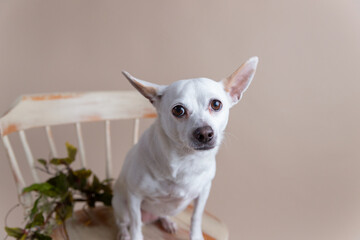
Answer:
[75,123,87,168]
[2,135,26,194]
[45,126,58,158]
[105,120,112,179]
[19,130,40,183]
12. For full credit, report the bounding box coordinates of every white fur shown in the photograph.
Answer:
[113,57,258,240]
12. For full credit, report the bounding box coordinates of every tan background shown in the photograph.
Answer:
[1,0,360,239]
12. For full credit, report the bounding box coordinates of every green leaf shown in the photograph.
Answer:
[102,178,113,184]
[49,158,71,166]
[33,232,52,240]
[38,159,47,167]
[47,173,69,195]
[66,142,77,162]
[55,193,73,223]
[23,183,58,197]
[30,196,41,219]
[97,192,113,206]
[27,212,45,229]
[32,213,45,226]
[19,233,27,240]
[49,158,62,165]
[23,182,52,193]
[5,227,24,238]
[55,204,73,224]
[73,169,92,179]
[92,175,100,191]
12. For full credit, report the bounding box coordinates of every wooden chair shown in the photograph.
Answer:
[0,91,229,240]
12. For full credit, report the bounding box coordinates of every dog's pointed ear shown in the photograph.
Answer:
[122,71,165,104]
[222,56,259,105]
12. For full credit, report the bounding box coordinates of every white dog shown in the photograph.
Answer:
[112,57,259,240]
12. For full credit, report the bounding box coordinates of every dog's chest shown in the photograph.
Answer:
[156,173,203,200]
[163,154,214,193]
[141,156,215,215]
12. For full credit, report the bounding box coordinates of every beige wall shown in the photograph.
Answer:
[1,0,360,239]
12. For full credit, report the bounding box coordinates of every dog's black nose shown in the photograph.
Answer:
[193,126,214,144]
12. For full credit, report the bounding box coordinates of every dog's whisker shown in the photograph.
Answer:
[223,131,240,142]
[220,131,241,149]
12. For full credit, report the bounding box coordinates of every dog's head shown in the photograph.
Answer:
[123,57,258,152]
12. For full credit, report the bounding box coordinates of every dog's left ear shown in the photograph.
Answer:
[222,56,259,106]
[122,71,166,104]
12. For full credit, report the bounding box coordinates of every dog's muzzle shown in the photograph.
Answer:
[192,126,216,150]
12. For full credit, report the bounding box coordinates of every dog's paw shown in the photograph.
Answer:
[190,236,204,240]
[190,232,204,240]
[117,228,130,240]
[117,233,130,240]
[159,217,177,234]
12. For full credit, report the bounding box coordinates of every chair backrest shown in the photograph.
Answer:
[0,91,156,200]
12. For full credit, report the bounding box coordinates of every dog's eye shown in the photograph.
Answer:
[210,99,222,111]
[172,105,186,118]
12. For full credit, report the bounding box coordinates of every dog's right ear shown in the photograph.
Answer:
[122,71,165,104]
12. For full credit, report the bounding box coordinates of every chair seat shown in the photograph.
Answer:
[51,206,228,240]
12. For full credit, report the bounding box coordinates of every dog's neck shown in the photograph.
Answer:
[144,119,217,180]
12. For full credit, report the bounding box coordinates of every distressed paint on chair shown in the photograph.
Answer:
[0,91,156,137]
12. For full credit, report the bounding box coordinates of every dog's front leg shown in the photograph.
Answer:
[190,182,211,240]
[127,192,143,240]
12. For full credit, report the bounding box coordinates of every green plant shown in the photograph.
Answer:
[4,143,113,240]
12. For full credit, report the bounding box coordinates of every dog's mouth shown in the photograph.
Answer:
[191,139,217,151]
[193,145,216,151]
